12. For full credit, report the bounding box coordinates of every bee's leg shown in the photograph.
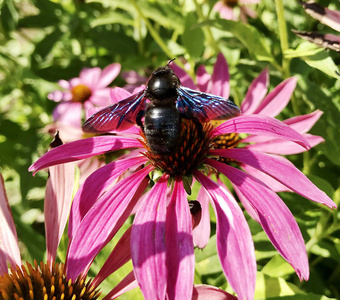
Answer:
[136,110,145,131]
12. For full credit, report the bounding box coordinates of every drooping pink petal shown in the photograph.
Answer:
[241,163,291,193]
[241,68,269,114]
[253,77,297,118]
[66,166,151,280]
[80,67,101,90]
[69,155,148,239]
[193,187,211,249]
[131,175,168,300]
[97,63,121,89]
[192,284,237,300]
[171,64,196,89]
[92,227,132,288]
[110,87,133,104]
[0,174,21,275]
[103,271,138,300]
[210,53,230,99]
[52,102,82,127]
[29,135,142,174]
[194,171,256,300]
[210,148,336,208]
[90,88,112,106]
[213,1,235,20]
[207,159,309,281]
[196,65,211,93]
[166,178,194,299]
[45,163,75,268]
[283,110,323,133]
[47,90,66,102]
[211,114,311,149]
[301,1,340,32]
[245,133,324,155]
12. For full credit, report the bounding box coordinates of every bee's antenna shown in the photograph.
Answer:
[167,58,176,66]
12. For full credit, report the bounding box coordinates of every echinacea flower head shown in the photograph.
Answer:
[48,63,121,127]
[213,0,259,22]
[29,55,336,300]
[0,138,140,300]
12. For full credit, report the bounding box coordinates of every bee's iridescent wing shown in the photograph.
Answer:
[82,90,146,133]
[177,87,240,122]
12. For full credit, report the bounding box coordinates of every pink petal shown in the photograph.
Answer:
[97,63,121,89]
[210,53,230,99]
[241,163,291,193]
[171,64,196,89]
[0,174,21,275]
[196,65,211,93]
[245,133,324,155]
[210,148,336,208]
[301,1,340,32]
[103,271,138,300]
[110,87,132,104]
[166,178,194,299]
[213,1,235,20]
[208,159,309,280]
[253,77,297,118]
[69,155,148,239]
[90,88,112,106]
[192,285,237,300]
[211,115,311,149]
[29,135,142,174]
[80,67,101,90]
[45,163,75,268]
[66,166,151,280]
[58,79,71,89]
[52,102,82,128]
[48,90,66,102]
[283,110,323,134]
[131,175,168,300]
[92,227,132,288]
[193,187,211,249]
[241,68,269,115]
[194,171,256,300]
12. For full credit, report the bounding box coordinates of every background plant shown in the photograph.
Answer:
[0,0,339,299]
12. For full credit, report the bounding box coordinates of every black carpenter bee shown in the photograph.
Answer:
[82,60,240,154]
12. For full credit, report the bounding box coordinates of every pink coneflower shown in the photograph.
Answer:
[213,0,259,22]
[48,63,121,127]
[29,64,336,300]
[0,143,138,299]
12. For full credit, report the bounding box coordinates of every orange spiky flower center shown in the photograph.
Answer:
[210,120,240,163]
[0,261,100,300]
[141,118,213,177]
[71,84,92,103]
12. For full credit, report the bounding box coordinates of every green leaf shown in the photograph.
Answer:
[255,272,304,298]
[198,19,274,63]
[90,11,134,27]
[285,42,340,79]
[181,12,204,59]
[262,255,295,278]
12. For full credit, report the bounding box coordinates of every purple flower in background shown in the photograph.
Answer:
[213,0,259,22]
[29,60,336,300]
[48,63,121,127]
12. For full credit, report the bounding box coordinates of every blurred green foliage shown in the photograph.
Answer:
[0,0,339,299]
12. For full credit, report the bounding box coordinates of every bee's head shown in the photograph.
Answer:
[146,64,180,106]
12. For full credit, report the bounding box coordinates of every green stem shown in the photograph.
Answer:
[192,0,220,54]
[274,0,290,77]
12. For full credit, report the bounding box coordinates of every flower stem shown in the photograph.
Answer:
[274,0,290,77]
[192,0,220,54]
[130,0,190,72]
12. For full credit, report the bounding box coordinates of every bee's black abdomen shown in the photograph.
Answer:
[144,106,180,154]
